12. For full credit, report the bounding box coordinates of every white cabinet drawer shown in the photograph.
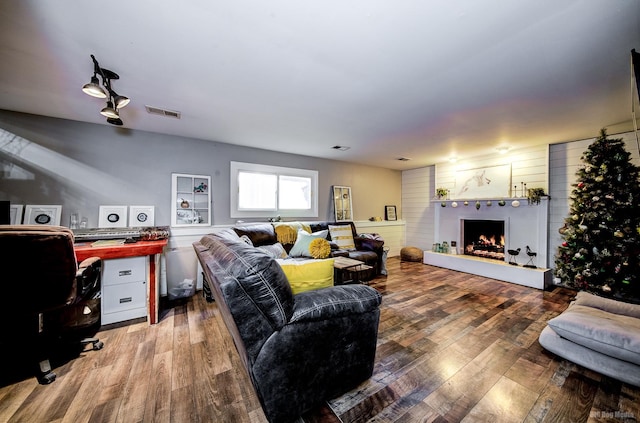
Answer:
[103,257,146,286]
[103,280,146,314]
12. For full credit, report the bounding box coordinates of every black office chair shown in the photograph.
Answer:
[0,225,103,384]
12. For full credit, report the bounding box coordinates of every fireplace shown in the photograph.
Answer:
[462,219,505,261]
[427,197,550,289]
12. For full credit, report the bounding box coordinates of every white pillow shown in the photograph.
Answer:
[328,224,355,250]
[257,242,288,259]
[288,229,329,257]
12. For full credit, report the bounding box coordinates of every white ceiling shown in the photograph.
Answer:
[1,1,638,170]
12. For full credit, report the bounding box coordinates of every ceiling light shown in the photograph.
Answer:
[114,94,130,109]
[107,117,123,126]
[396,157,411,161]
[82,76,107,98]
[449,156,458,163]
[82,54,130,125]
[496,146,510,154]
[100,101,119,119]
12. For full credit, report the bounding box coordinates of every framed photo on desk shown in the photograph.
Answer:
[24,205,62,225]
[385,205,397,221]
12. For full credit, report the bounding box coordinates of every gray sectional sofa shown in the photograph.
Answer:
[539,291,640,387]
[193,230,382,423]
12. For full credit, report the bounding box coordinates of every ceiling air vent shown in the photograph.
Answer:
[145,105,181,119]
[396,157,411,161]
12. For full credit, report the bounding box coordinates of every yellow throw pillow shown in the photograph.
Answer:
[276,258,335,295]
[328,224,356,250]
[309,238,331,259]
[288,229,329,257]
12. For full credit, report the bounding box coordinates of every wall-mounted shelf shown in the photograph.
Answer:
[171,173,211,227]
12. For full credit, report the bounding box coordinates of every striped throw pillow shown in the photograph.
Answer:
[328,224,356,250]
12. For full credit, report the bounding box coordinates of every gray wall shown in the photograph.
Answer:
[0,110,401,227]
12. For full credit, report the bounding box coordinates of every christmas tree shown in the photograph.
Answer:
[555,129,640,303]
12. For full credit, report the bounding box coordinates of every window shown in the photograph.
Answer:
[231,161,318,218]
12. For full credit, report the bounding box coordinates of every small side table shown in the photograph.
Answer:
[333,256,372,284]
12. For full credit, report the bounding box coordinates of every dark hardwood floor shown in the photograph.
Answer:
[1,257,639,422]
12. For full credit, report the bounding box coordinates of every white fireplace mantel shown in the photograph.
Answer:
[433,197,549,267]
[426,197,551,289]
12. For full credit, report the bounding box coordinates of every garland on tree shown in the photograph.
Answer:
[554,129,640,303]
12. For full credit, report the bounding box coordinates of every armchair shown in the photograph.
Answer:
[0,225,103,384]
[194,233,382,423]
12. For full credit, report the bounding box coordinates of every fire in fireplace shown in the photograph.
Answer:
[462,219,505,261]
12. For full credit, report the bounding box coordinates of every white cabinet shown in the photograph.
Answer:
[102,257,147,324]
[171,173,211,227]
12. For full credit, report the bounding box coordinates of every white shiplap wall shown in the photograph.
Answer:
[548,131,640,270]
[402,166,436,251]
[435,144,549,195]
[401,145,549,258]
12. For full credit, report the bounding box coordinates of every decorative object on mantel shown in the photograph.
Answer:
[524,245,537,268]
[507,247,521,265]
[486,200,492,206]
[527,187,548,205]
[463,201,469,206]
[369,216,383,221]
[498,199,506,206]
[441,202,446,207]
[511,200,520,207]
[475,201,481,210]
[435,187,448,200]
[451,202,458,208]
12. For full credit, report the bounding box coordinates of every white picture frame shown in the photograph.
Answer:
[129,205,155,227]
[98,205,128,228]
[454,164,512,199]
[9,204,24,224]
[333,185,353,222]
[24,205,62,225]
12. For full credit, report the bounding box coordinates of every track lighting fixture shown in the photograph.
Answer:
[82,54,129,125]
[100,101,119,119]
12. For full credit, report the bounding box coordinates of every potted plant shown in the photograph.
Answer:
[436,188,448,200]
[527,187,547,205]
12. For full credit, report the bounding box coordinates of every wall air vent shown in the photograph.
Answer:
[145,105,181,119]
[332,145,350,151]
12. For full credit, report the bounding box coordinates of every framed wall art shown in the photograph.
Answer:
[385,205,397,221]
[98,205,128,228]
[9,204,23,224]
[24,205,62,225]
[129,205,155,227]
[454,164,511,199]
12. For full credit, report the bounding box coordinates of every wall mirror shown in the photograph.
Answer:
[333,186,353,222]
